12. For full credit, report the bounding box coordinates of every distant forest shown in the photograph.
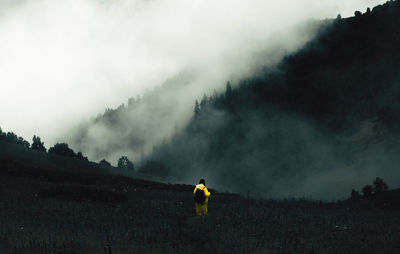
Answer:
[0,128,90,162]
[142,0,400,198]
[0,128,138,170]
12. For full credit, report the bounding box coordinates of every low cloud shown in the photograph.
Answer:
[0,0,386,149]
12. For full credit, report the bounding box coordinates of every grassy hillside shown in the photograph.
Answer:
[1,151,400,253]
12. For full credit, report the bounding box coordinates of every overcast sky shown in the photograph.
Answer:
[0,0,387,145]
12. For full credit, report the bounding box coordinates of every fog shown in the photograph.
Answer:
[0,0,386,147]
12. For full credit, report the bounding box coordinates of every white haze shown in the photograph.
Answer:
[0,0,386,147]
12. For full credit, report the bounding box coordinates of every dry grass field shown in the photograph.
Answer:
[0,156,399,254]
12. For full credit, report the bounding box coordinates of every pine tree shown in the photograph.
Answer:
[48,143,75,157]
[225,81,233,99]
[31,135,46,152]
[200,94,208,111]
[118,156,135,170]
[350,189,361,200]
[99,159,111,167]
[194,100,200,119]
[373,177,388,194]
[362,185,373,197]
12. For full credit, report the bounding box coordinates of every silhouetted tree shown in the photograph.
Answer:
[194,100,200,119]
[48,143,76,157]
[18,137,30,148]
[200,94,208,111]
[373,177,388,194]
[212,89,218,100]
[0,131,30,148]
[366,7,371,13]
[225,81,233,99]
[76,152,88,161]
[336,14,342,20]
[354,11,362,17]
[0,128,4,141]
[350,189,361,200]
[362,184,373,197]
[118,156,134,170]
[99,159,111,167]
[5,132,16,143]
[31,135,46,152]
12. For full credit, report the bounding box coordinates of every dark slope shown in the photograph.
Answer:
[278,2,400,128]
[146,1,400,199]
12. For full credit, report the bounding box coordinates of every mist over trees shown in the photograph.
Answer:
[143,1,400,199]
[67,71,199,164]
[49,1,400,199]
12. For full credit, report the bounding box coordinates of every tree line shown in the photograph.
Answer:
[0,127,134,171]
[350,177,389,199]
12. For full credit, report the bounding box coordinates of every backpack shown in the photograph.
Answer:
[194,188,206,204]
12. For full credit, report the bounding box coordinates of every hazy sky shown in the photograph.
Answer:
[0,0,387,145]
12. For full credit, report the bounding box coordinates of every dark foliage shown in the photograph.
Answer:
[362,185,373,197]
[48,143,76,157]
[0,128,30,148]
[351,177,389,199]
[342,188,400,210]
[76,152,88,161]
[351,189,361,200]
[31,135,46,152]
[373,177,389,194]
[99,158,111,167]
[193,99,200,119]
[48,143,88,161]
[117,156,134,170]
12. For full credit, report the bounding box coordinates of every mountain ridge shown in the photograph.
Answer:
[145,0,400,199]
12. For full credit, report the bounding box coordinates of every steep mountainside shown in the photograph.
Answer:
[146,1,400,199]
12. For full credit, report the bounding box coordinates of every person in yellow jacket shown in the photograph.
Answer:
[193,179,211,216]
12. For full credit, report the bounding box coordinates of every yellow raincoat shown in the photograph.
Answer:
[193,184,211,216]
